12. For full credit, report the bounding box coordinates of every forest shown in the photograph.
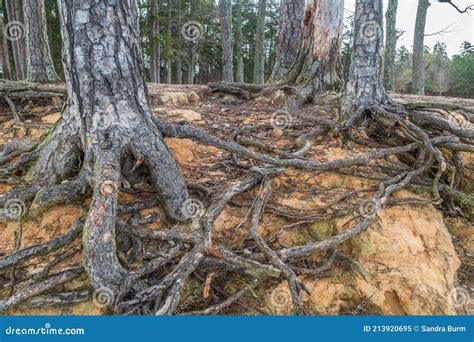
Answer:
[0,0,472,316]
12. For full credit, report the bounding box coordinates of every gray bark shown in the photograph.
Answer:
[4,0,27,80]
[149,0,160,83]
[235,0,244,82]
[253,0,266,84]
[0,15,11,79]
[56,0,189,290]
[219,0,233,82]
[413,0,430,95]
[383,0,398,91]
[23,0,60,83]
[286,0,344,98]
[269,0,305,82]
[343,0,387,118]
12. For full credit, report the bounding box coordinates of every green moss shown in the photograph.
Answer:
[310,220,336,240]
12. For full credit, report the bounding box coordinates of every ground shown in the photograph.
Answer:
[0,84,472,315]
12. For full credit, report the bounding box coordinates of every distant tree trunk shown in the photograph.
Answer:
[4,0,27,80]
[186,0,196,84]
[23,0,59,83]
[235,0,244,82]
[176,0,182,84]
[0,15,11,79]
[412,0,430,95]
[219,0,233,82]
[285,0,344,98]
[269,0,305,82]
[166,0,172,84]
[149,0,160,83]
[383,0,398,91]
[343,0,388,121]
[253,0,266,84]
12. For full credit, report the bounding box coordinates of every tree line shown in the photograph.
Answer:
[0,0,472,99]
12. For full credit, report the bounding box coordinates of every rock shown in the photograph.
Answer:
[41,112,61,124]
[169,109,202,122]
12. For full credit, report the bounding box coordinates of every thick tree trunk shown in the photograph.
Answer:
[149,0,160,83]
[23,0,59,83]
[235,0,244,82]
[412,0,430,95]
[4,0,27,80]
[383,0,398,91]
[253,0,266,84]
[285,0,344,98]
[0,15,12,80]
[343,0,388,120]
[269,0,305,82]
[55,0,189,290]
[219,0,233,82]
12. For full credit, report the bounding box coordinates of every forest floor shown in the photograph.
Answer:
[0,84,472,315]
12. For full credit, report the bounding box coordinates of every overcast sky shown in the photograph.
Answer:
[344,0,474,56]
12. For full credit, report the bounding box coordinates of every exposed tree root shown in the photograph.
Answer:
[0,81,472,315]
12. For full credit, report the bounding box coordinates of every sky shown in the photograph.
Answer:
[344,0,474,56]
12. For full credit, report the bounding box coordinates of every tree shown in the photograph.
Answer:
[219,0,233,82]
[149,0,160,83]
[0,14,11,79]
[412,0,430,95]
[253,0,266,84]
[282,0,344,99]
[383,0,398,91]
[23,0,59,83]
[235,0,244,82]
[269,0,305,82]
[4,0,26,80]
[3,0,190,292]
[343,0,389,123]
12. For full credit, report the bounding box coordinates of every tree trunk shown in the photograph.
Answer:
[166,0,172,84]
[149,0,160,83]
[412,0,430,95]
[4,0,27,80]
[235,0,244,82]
[269,0,305,82]
[383,0,398,91]
[23,0,60,83]
[54,0,189,290]
[253,0,266,84]
[285,0,344,99]
[343,0,387,120]
[176,0,182,84]
[0,15,12,79]
[219,0,233,82]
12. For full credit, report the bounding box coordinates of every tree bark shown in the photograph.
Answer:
[235,0,244,82]
[0,14,12,79]
[383,0,398,91]
[412,0,430,95]
[219,0,233,82]
[23,0,60,83]
[343,0,387,119]
[4,0,27,80]
[54,0,189,290]
[149,0,160,83]
[176,0,182,84]
[253,0,266,84]
[285,0,344,98]
[269,0,305,82]
[166,0,172,84]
